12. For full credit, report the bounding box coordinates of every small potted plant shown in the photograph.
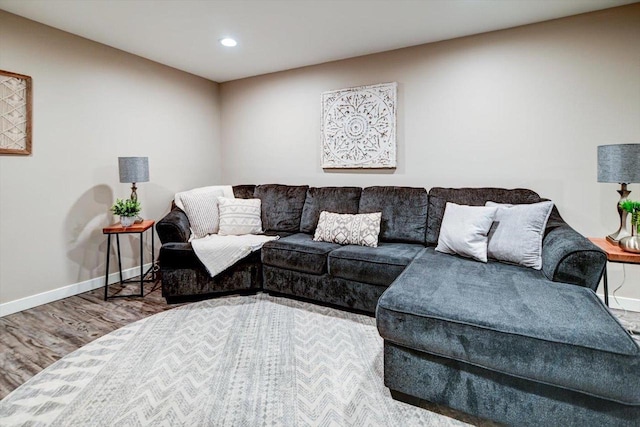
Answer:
[619,199,640,252]
[111,198,141,227]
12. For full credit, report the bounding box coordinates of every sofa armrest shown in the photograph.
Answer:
[156,209,191,244]
[542,225,606,291]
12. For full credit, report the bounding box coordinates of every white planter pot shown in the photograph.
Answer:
[120,216,136,227]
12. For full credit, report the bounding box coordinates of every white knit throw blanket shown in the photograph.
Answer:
[191,234,279,277]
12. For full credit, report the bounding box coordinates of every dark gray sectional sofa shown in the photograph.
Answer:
[156,184,640,426]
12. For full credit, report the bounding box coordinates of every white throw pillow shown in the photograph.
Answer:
[313,211,382,247]
[485,201,554,270]
[435,203,498,262]
[179,188,225,238]
[217,197,263,236]
[174,185,234,211]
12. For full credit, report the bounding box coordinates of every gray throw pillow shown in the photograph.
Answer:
[485,201,554,270]
[435,203,498,263]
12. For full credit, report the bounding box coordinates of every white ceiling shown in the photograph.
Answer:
[0,0,636,82]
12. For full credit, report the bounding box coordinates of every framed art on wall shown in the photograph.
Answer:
[0,69,32,155]
[321,82,397,169]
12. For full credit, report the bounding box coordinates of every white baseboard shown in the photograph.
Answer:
[0,263,153,318]
[597,293,640,312]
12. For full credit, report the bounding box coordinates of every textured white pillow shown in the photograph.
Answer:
[313,211,382,247]
[174,185,234,211]
[217,197,263,236]
[179,188,225,238]
[485,201,554,270]
[435,203,498,262]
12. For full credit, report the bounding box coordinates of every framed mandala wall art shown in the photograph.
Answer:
[321,82,397,169]
[0,69,32,155]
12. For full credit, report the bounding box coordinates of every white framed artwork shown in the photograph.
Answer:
[0,69,32,155]
[321,82,397,169]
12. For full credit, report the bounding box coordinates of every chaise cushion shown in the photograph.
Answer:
[300,186,362,233]
[254,184,309,232]
[261,233,340,275]
[359,186,428,244]
[328,242,423,286]
[377,248,640,405]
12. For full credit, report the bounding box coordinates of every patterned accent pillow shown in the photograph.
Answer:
[313,211,382,248]
[217,197,263,236]
[179,187,225,238]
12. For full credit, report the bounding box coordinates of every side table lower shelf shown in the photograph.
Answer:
[103,220,156,300]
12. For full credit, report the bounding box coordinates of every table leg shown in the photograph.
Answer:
[104,234,111,301]
[116,235,123,285]
[151,227,155,281]
[603,263,609,307]
[140,231,144,297]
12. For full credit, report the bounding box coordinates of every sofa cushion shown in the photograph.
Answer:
[300,186,362,233]
[254,184,309,232]
[359,186,428,244]
[377,248,640,405]
[426,187,543,245]
[261,233,340,275]
[232,184,256,199]
[328,242,423,286]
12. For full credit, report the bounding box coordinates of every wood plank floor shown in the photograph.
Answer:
[0,280,181,400]
[2,279,639,405]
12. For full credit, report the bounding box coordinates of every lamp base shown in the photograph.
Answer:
[606,183,631,244]
[606,230,631,244]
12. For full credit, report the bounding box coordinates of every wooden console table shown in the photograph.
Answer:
[103,220,155,300]
[588,237,640,307]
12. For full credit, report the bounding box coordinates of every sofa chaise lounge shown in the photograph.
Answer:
[156,184,639,425]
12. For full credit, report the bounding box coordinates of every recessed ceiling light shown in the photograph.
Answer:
[220,38,237,47]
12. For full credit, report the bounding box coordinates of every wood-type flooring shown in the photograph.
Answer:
[0,281,179,400]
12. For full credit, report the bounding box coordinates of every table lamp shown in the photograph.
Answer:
[118,157,149,201]
[598,144,640,243]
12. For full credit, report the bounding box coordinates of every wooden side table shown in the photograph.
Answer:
[588,237,640,307]
[103,220,156,300]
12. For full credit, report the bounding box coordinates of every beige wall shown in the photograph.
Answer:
[1,5,638,310]
[221,6,640,301]
[0,11,221,306]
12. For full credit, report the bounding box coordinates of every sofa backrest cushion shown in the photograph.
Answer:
[426,187,542,245]
[300,187,362,234]
[254,184,309,232]
[359,186,428,244]
[232,184,256,199]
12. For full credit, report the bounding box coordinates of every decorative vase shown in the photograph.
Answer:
[120,216,135,227]
[619,223,640,253]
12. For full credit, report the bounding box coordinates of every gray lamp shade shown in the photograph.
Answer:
[597,144,640,183]
[118,157,149,183]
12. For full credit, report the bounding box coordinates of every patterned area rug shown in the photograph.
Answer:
[0,294,469,426]
[615,313,640,342]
